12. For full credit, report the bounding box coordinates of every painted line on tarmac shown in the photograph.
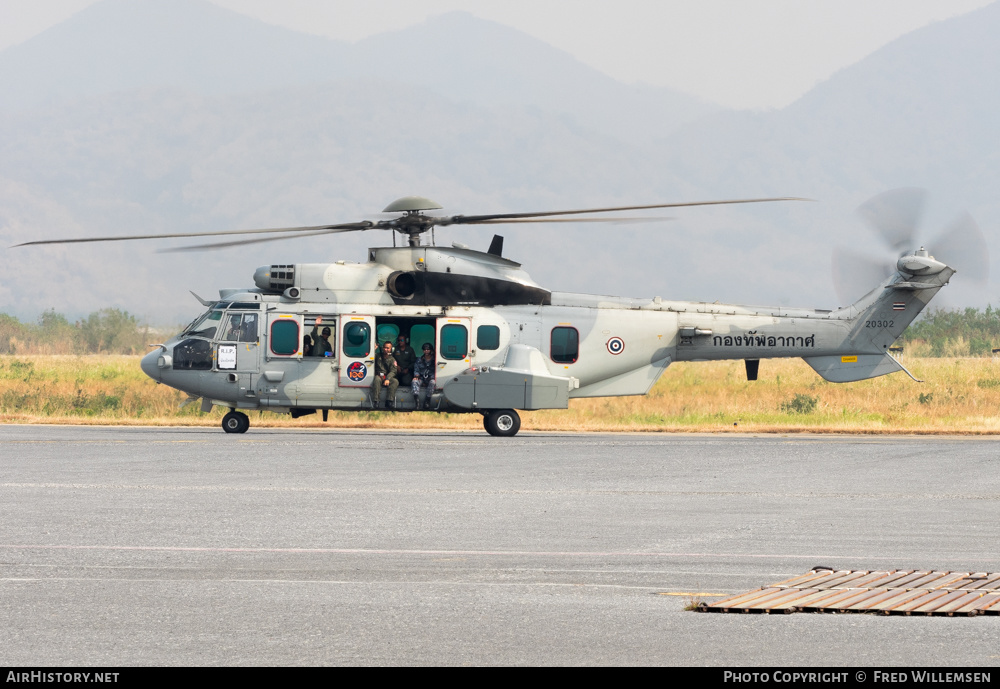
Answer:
[2,563,784,578]
[2,482,997,500]
[0,576,669,591]
[2,440,128,443]
[2,543,999,564]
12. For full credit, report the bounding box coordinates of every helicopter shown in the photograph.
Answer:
[16,190,980,437]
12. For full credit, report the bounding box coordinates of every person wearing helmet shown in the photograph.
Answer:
[223,314,243,342]
[311,315,333,357]
[411,343,436,410]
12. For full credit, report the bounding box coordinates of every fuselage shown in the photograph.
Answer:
[140,244,951,416]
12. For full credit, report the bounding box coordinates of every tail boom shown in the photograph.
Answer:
[672,251,953,383]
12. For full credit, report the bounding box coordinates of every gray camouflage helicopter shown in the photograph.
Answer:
[18,189,983,436]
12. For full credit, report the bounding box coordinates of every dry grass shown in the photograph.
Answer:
[535,357,1000,434]
[3,355,1000,433]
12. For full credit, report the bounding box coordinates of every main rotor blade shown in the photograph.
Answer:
[856,187,926,255]
[12,222,374,248]
[159,226,382,252]
[471,216,672,224]
[442,197,810,225]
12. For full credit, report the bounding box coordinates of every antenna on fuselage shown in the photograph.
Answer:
[488,235,504,257]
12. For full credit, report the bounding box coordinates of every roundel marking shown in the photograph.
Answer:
[347,361,368,381]
[606,337,625,355]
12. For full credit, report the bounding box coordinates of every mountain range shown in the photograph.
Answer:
[1,0,998,322]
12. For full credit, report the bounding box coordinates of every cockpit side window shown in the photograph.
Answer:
[173,338,213,370]
[183,309,224,339]
[220,312,259,343]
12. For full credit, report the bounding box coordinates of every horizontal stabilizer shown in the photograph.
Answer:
[803,353,907,383]
[886,281,940,291]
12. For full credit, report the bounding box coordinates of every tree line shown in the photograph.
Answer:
[0,309,154,355]
[897,306,1000,357]
[1,306,998,357]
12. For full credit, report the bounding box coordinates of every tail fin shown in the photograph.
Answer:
[805,250,954,382]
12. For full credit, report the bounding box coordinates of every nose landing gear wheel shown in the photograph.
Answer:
[222,410,250,434]
[483,409,521,437]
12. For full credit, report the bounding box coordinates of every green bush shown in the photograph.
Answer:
[781,393,818,414]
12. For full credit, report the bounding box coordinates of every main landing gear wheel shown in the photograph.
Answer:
[483,409,521,437]
[222,410,250,434]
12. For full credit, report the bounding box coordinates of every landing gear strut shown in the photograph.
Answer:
[483,409,521,437]
[222,410,250,434]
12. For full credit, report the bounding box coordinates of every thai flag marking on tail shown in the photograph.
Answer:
[892,302,906,311]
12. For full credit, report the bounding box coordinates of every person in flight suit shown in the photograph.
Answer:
[411,343,436,410]
[371,340,399,409]
[311,315,333,357]
[393,334,416,386]
[223,315,244,342]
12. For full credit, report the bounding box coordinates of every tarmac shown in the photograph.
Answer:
[1,425,998,666]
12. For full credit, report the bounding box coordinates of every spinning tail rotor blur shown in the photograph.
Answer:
[832,188,989,307]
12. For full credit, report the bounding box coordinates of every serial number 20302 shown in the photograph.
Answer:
[865,319,894,328]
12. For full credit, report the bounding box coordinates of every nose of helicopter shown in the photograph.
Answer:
[141,348,163,382]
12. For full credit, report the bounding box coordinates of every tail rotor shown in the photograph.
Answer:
[832,188,989,306]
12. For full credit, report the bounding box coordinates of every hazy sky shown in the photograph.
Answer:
[1,0,993,108]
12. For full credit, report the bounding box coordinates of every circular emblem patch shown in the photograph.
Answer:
[347,361,368,381]
[606,337,625,355]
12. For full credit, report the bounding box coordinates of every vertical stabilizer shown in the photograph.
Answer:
[805,250,953,382]
[840,250,953,350]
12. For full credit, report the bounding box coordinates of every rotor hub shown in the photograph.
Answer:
[380,210,438,246]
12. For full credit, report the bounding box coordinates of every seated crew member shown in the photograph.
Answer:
[223,315,243,342]
[371,340,399,409]
[394,334,416,386]
[311,315,333,357]
[302,334,313,357]
[239,313,257,342]
[411,343,436,410]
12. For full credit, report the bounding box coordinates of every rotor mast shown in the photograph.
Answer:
[381,196,443,247]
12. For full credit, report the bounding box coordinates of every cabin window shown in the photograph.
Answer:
[440,324,469,360]
[343,321,371,358]
[375,323,399,348]
[305,316,335,352]
[409,323,435,353]
[270,319,300,355]
[477,325,500,350]
[550,327,579,363]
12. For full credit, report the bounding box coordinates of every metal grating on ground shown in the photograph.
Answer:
[699,569,1000,616]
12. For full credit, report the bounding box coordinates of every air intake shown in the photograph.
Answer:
[254,264,296,293]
